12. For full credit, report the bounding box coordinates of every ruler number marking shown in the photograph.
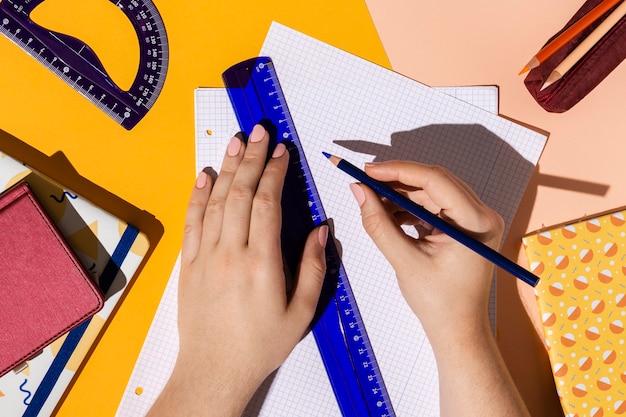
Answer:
[0,0,168,129]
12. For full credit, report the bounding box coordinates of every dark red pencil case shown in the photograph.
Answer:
[524,0,626,113]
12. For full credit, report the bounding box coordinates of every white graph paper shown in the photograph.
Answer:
[116,22,546,417]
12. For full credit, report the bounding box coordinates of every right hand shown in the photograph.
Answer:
[350,161,504,335]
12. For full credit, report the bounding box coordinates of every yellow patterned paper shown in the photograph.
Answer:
[0,151,150,416]
[523,210,626,417]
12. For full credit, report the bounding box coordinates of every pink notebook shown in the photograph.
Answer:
[0,181,104,377]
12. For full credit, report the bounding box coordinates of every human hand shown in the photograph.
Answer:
[151,125,328,416]
[350,161,530,417]
[350,161,504,336]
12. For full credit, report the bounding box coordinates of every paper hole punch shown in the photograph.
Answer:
[223,57,396,417]
[0,0,169,130]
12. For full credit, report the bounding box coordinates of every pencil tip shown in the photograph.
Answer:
[518,66,529,75]
[322,151,331,159]
[540,71,560,91]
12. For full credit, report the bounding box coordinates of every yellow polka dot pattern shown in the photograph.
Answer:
[523,210,626,417]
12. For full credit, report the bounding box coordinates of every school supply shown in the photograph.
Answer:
[519,0,623,74]
[0,0,168,129]
[524,0,626,112]
[323,153,540,287]
[541,0,626,89]
[223,57,394,416]
[0,181,103,378]
[116,23,547,416]
[0,129,163,416]
[523,208,626,416]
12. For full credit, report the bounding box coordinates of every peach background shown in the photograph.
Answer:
[2,0,625,415]
[365,1,626,416]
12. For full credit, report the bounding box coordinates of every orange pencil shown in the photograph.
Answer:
[541,0,626,90]
[519,0,623,74]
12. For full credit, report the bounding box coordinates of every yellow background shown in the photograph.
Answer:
[0,1,388,415]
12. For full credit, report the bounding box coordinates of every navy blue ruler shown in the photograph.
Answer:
[0,0,168,130]
[223,57,395,417]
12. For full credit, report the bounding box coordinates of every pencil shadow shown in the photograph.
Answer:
[536,170,609,196]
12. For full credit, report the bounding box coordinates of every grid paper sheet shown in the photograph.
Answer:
[116,23,546,417]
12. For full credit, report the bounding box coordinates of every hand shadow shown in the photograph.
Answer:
[335,124,535,233]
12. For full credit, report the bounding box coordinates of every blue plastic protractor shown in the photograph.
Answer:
[222,57,396,417]
[0,0,168,130]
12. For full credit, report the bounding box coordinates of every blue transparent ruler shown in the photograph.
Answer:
[223,57,395,417]
[0,0,168,129]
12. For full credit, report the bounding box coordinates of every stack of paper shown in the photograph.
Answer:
[116,22,547,416]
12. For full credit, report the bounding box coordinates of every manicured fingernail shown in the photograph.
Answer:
[249,124,265,142]
[272,143,286,158]
[318,225,329,248]
[364,161,381,167]
[227,136,242,156]
[350,183,366,206]
[196,171,208,188]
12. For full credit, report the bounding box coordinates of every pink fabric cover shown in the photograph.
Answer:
[0,182,103,377]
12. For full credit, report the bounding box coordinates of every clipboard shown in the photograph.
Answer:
[0,128,163,416]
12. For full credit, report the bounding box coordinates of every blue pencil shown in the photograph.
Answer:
[322,152,540,287]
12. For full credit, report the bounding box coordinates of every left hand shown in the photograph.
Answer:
[149,125,328,416]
